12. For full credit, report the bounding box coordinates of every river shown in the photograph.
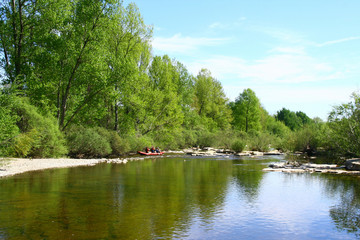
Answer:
[0,155,359,239]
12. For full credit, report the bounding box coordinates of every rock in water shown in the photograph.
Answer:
[345,158,360,170]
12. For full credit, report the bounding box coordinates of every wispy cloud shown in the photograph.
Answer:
[317,36,360,47]
[208,17,247,30]
[187,52,336,85]
[269,47,305,55]
[152,33,229,55]
[250,25,307,44]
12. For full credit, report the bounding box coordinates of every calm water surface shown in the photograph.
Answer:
[1,155,360,239]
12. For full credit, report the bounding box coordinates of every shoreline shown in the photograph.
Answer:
[0,158,107,178]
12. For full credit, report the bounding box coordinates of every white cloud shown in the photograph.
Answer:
[183,50,348,119]
[186,53,336,85]
[152,33,229,55]
[209,22,227,29]
[317,36,360,47]
[251,26,307,44]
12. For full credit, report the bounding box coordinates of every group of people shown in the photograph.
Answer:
[144,146,160,153]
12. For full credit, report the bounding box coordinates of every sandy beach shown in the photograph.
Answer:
[0,158,106,178]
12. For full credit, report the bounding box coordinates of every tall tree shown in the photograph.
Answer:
[231,88,261,132]
[106,3,152,131]
[141,55,184,135]
[275,108,311,131]
[328,92,360,156]
[193,69,232,131]
[0,0,43,86]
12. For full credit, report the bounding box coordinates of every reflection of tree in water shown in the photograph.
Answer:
[330,193,360,237]
[232,159,265,202]
[0,159,234,239]
[113,158,233,239]
[319,174,360,237]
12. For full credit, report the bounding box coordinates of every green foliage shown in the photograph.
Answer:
[4,97,68,158]
[197,131,216,148]
[10,129,39,157]
[328,93,360,157]
[278,119,330,154]
[247,132,272,152]
[109,132,131,156]
[276,108,312,131]
[125,135,154,153]
[193,69,232,131]
[0,93,19,155]
[231,88,261,132]
[266,117,290,137]
[66,126,111,158]
[231,139,247,153]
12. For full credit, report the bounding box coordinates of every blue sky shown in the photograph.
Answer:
[124,0,360,120]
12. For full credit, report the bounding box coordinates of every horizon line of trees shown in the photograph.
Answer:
[1,0,359,159]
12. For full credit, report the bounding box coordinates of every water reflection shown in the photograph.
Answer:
[0,157,360,239]
[0,158,234,239]
[231,158,266,202]
[317,174,360,237]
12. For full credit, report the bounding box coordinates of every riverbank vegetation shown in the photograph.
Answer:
[0,0,359,159]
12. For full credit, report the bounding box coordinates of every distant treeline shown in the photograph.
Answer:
[0,0,359,159]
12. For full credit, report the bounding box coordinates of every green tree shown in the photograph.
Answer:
[275,108,302,131]
[105,3,152,131]
[231,88,261,132]
[296,111,312,125]
[328,92,360,156]
[193,69,232,131]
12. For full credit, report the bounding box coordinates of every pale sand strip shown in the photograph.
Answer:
[0,158,106,178]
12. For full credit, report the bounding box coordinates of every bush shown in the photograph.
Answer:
[0,94,20,156]
[248,132,272,152]
[231,139,246,152]
[213,130,235,149]
[197,131,216,148]
[5,97,67,158]
[9,129,39,157]
[182,129,198,148]
[66,126,111,158]
[109,132,130,155]
[126,134,154,152]
[152,129,184,150]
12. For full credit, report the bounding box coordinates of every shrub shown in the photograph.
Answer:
[9,129,39,157]
[181,129,198,148]
[231,139,246,152]
[248,132,272,152]
[0,94,20,156]
[4,97,67,158]
[151,129,184,150]
[109,132,130,155]
[213,130,235,149]
[196,131,216,148]
[126,135,154,152]
[66,126,111,158]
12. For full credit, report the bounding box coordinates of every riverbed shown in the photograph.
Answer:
[0,155,359,239]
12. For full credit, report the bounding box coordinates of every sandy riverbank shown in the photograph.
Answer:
[0,158,107,178]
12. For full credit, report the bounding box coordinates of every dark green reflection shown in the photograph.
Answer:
[0,158,240,239]
[232,158,266,202]
[317,174,360,237]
